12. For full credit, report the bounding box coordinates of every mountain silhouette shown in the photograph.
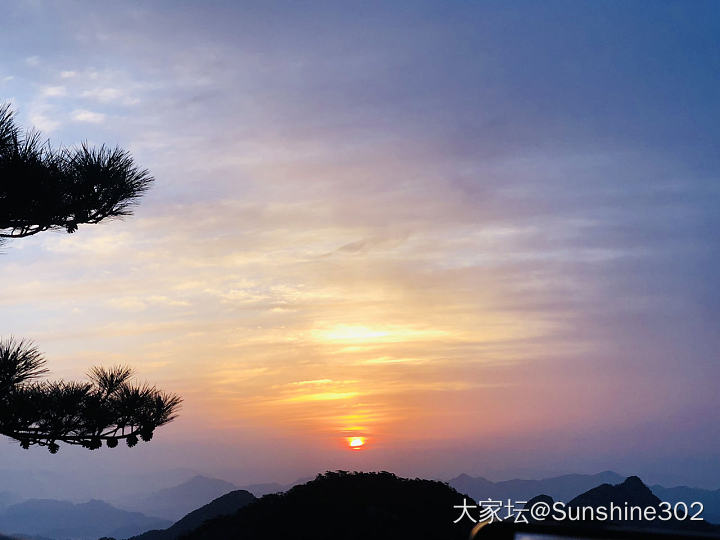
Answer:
[569,475,661,509]
[180,471,474,540]
[4,471,720,540]
[123,476,238,521]
[0,498,170,539]
[451,470,624,504]
[235,477,312,497]
[130,489,256,540]
[0,468,202,507]
[522,493,554,522]
[478,476,720,538]
[0,494,20,512]
[651,484,720,524]
[565,476,719,533]
[234,483,285,497]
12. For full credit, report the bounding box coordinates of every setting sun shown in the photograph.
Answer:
[347,437,366,450]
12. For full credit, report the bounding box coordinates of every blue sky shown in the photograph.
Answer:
[1,1,719,491]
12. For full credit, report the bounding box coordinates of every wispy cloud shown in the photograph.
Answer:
[71,109,105,123]
[1,0,719,485]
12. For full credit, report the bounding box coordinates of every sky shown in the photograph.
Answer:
[1,1,720,494]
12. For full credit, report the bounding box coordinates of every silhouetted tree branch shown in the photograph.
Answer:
[0,339,181,453]
[0,103,181,453]
[0,103,152,240]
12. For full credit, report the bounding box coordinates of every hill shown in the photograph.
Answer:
[566,476,718,533]
[450,470,624,504]
[569,475,661,509]
[0,493,21,512]
[651,484,720,524]
[234,482,285,497]
[123,476,238,521]
[182,471,474,540]
[234,480,310,497]
[0,468,201,507]
[479,476,720,538]
[0,498,170,540]
[131,490,256,540]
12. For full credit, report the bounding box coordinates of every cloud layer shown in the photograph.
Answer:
[0,1,719,488]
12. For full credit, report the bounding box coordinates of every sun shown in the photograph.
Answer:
[347,436,366,450]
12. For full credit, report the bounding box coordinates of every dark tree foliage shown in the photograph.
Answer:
[0,104,181,452]
[180,471,475,540]
[0,103,152,240]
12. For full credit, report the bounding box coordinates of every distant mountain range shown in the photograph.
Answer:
[0,468,200,504]
[449,470,625,504]
[3,471,720,540]
[119,476,239,521]
[479,476,720,538]
[0,499,170,540]
[180,474,720,539]
[0,474,304,540]
[449,470,720,525]
[652,483,720,524]
[235,481,294,497]
[131,489,256,540]
[568,475,665,513]
[0,494,21,512]
[115,474,305,521]
[227,476,311,498]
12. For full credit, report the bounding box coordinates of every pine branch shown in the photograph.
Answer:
[0,103,153,240]
[0,339,182,453]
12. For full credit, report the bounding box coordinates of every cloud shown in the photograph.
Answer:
[81,86,139,105]
[41,85,67,97]
[71,109,105,123]
[1,0,719,484]
[28,107,61,132]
